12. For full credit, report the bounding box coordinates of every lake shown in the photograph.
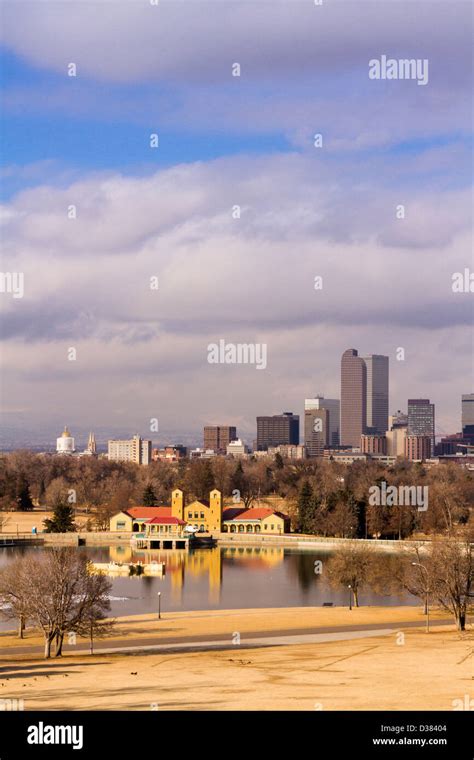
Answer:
[0,544,415,629]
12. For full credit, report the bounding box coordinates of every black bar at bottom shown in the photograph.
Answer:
[0,711,471,757]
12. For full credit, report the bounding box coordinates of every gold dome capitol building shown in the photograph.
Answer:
[56,426,75,454]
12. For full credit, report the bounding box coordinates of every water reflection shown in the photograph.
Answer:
[106,545,285,605]
[0,544,414,626]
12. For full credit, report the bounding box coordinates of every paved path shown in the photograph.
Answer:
[80,628,396,655]
[1,617,450,658]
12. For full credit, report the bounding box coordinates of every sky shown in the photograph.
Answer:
[0,0,473,449]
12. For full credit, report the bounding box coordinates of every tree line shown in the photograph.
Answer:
[0,451,472,538]
[322,529,473,631]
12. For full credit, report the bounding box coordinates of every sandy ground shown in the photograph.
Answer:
[0,510,88,533]
[0,607,472,711]
[0,604,449,650]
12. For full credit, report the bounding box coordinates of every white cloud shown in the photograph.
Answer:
[0,150,471,436]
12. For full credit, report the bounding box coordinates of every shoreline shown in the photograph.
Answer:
[1,529,433,553]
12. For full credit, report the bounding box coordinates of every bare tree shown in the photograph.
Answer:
[24,549,113,657]
[396,536,473,631]
[0,557,32,637]
[430,535,473,631]
[395,545,432,615]
[326,541,374,607]
[0,511,11,533]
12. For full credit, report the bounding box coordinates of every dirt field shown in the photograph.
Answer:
[0,606,471,711]
[0,510,88,533]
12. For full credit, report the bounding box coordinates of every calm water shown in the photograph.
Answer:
[0,544,415,628]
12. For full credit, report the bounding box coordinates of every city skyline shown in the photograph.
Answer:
[39,382,472,455]
[1,1,472,446]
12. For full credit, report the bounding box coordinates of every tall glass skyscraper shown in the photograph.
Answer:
[407,399,435,455]
[340,349,367,447]
[363,354,389,435]
[462,393,474,442]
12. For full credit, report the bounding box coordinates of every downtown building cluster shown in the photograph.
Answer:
[54,350,474,466]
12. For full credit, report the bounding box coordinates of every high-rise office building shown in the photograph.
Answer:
[203,426,237,454]
[340,349,367,447]
[256,412,299,451]
[108,435,152,465]
[407,399,435,455]
[462,394,474,443]
[304,396,340,457]
[363,354,389,434]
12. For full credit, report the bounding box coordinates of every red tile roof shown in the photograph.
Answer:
[221,507,245,521]
[126,506,172,518]
[222,507,289,521]
[147,516,186,525]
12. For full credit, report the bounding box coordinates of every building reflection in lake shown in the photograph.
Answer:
[107,544,285,604]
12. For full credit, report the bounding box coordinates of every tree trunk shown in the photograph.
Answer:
[44,635,53,659]
[456,611,466,631]
[354,589,360,607]
[54,632,64,657]
[18,616,24,639]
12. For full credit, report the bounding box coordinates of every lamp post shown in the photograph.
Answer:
[412,562,430,633]
[157,592,161,620]
[348,584,352,611]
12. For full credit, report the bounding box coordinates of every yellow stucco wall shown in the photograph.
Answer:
[109,512,133,532]
[260,514,286,534]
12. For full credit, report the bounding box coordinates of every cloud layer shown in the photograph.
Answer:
[0,0,472,444]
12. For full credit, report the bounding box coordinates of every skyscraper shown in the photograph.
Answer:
[304,396,340,456]
[363,354,389,434]
[462,393,474,443]
[340,349,367,447]
[203,426,237,454]
[256,412,299,451]
[407,399,435,455]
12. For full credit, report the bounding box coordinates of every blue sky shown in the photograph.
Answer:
[0,0,472,445]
